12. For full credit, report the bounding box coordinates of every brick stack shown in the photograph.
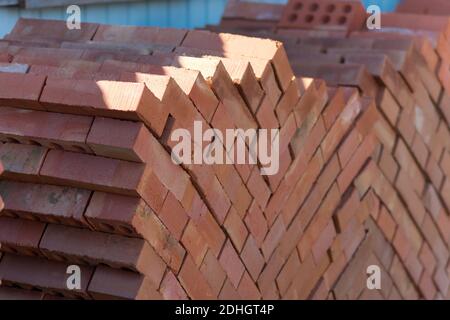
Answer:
[0,18,295,300]
[205,0,450,300]
[0,0,448,299]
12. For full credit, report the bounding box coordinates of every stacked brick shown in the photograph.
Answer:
[0,0,448,299]
[204,0,450,300]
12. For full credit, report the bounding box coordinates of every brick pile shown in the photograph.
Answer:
[204,0,450,300]
[0,0,448,299]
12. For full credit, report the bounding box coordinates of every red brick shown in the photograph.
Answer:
[40,150,168,213]
[246,166,271,211]
[179,255,216,300]
[261,215,286,261]
[238,271,261,300]
[244,201,268,246]
[223,206,248,253]
[40,224,166,287]
[0,217,46,256]
[181,220,208,267]
[419,243,437,276]
[40,79,168,137]
[0,107,93,153]
[219,240,245,288]
[0,180,90,226]
[85,192,185,272]
[276,250,301,295]
[321,95,362,162]
[200,250,227,296]
[94,25,186,46]
[219,279,241,300]
[88,265,161,300]
[311,220,336,265]
[337,133,378,193]
[88,117,191,203]
[160,271,188,300]
[240,235,265,282]
[275,79,301,126]
[377,206,397,241]
[7,18,98,43]
[0,73,45,110]
[0,143,47,182]
[256,95,280,129]
[158,193,188,241]
[0,253,94,299]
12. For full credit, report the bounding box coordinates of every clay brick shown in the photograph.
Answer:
[7,18,98,43]
[261,215,286,261]
[200,250,227,296]
[85,192,185,272]
[158,193,188,241]
[94,25,186,46]
[181,220,209,267]
[223,207,248,253]
[192,208,226,257]
[0,73,46,110]
[40,150,168,213]
[40,224,166,286]
[219,239,245,288]
[179,255,216,300]
[275,79,301,126]
[256,95,280,129]
[0,143,47,182]
[321,95,362,162]
[241,235,265,282]
[0,107,93,153]
[337,133,378,193]
[0,253,94,299]
[160,271,188,300]
[377,206,397,241]
[245,201,268,246]
[88,265,161,300]
[40,79,167,137]
[0,217,46,256]
[238,271,261,300]
[276,250,301,295]
[0,180,91,227]
[219,279,242,300]
[246,167,271,211]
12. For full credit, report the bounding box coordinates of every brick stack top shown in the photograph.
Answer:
[204,0,450,300]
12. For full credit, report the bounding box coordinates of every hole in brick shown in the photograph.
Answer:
[322,15,331,24]
[294,3,303,10]
[309,3,319,12]
[343,4,352,13]
[305,14,314,23]
[338,16,347,25]
[288,13,298,22]
[327,4,336,12]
